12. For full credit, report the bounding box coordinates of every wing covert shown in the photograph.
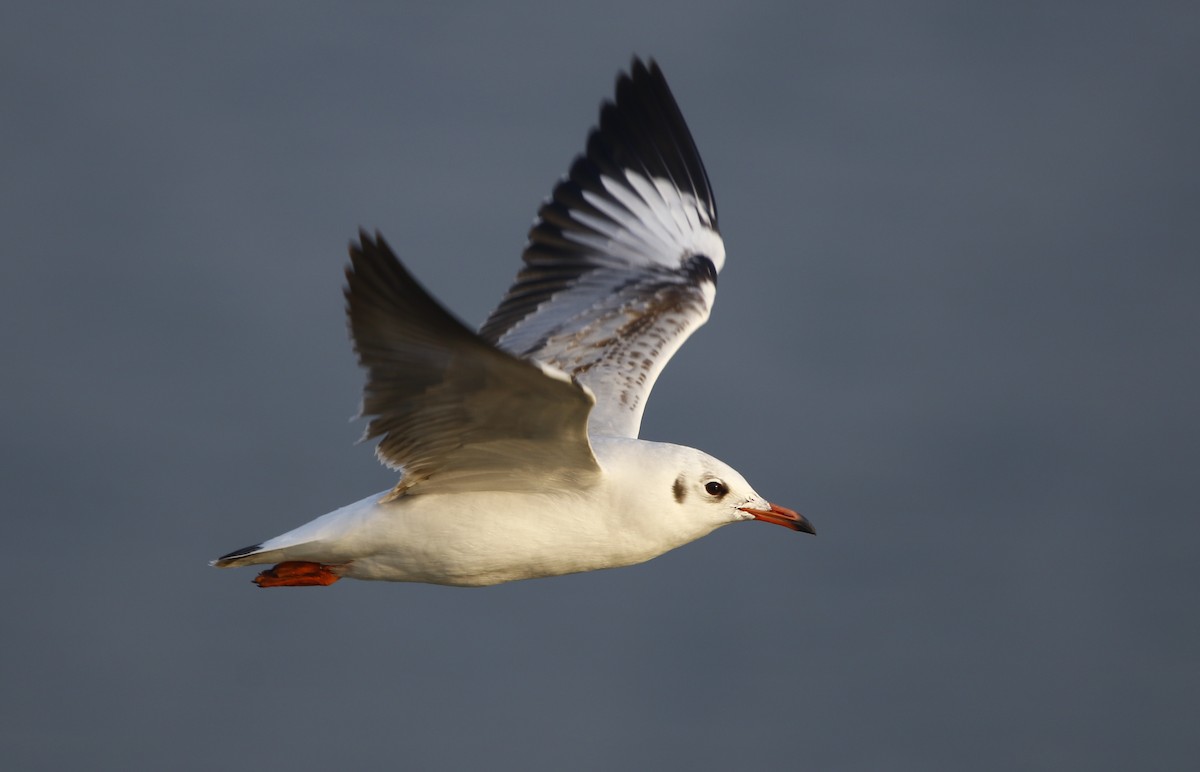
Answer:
[479,58,724,438]
[347,231,600,496]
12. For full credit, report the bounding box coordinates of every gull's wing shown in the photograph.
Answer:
[347,231,601,497]
[478,58,724,439]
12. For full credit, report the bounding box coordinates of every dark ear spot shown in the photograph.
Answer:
[672,475,686,504]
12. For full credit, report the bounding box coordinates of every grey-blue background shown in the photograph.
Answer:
[3,2,1197,769]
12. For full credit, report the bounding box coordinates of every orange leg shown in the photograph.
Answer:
[254,561,342,588]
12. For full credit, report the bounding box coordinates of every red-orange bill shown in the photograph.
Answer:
[738,503,816,534]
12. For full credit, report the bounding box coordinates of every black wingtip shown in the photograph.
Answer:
[216,543,263,562]
[350,228,390,259]
[478,57,718,345]
[626,55,659,82]
[609,56,716,224]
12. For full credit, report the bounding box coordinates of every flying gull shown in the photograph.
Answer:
[212,58,814,588]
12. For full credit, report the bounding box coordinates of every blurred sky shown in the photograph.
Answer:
[3,2,1198,770]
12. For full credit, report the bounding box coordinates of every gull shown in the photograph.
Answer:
[212,58,814,588]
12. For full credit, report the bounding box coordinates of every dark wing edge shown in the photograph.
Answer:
[474,58,724,438]
[347,231,600,496]
[478,57,720,346]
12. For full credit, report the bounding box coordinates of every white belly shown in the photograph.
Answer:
[270,488,700,587]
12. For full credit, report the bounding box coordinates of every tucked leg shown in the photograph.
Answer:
[254,561,341,588]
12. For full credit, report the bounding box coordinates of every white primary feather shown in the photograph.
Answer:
[211,58,813,588]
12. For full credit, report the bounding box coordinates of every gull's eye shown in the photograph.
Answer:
[704,480,729,498]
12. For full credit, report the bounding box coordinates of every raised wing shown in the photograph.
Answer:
[347,231,601,496]
[478,58,725,439]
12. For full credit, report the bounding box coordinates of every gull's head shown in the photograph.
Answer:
[660,446,815,535]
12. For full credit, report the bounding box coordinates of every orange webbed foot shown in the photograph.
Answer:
[254,561,341,588]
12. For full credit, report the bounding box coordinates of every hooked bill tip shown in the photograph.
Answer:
[739,503,815,534]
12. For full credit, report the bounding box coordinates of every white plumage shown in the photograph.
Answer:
[212,58,813,589]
